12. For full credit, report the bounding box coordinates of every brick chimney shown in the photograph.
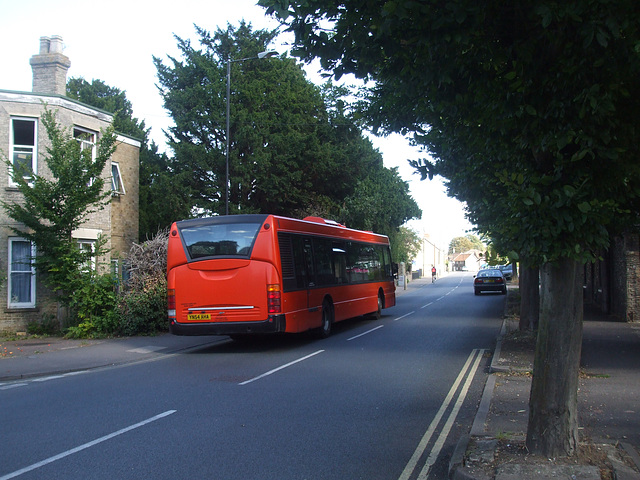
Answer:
[29,35,71,96]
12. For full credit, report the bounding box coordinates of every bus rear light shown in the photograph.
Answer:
[168,289,176,318]
[267,284,281,314]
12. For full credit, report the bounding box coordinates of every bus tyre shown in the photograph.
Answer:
[318,300,333,339]
[368,293,383,320]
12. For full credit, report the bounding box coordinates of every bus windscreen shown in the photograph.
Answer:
[179,222,262,259]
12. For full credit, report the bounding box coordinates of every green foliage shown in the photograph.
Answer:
[154,22,420,232]
[138,142,187,240]
[1,108,117,305]
[339,165,421,236]
[261,0,640,267]
[389,226,422,267]
[117,280,167,336]
[449,235,484,255]
[64,321,95,339]
[68,273,119,336]
[67,78,146,139]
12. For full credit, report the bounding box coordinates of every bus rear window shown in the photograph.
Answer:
[179,222,262,260]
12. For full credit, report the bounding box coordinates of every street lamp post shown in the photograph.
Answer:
[225,50,277,215]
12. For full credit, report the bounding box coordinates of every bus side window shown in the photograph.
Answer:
[313,237,334,286]
[333,241,348,284]
[347,242,365,283]
[290,235,310,289]
[303,238,316,288]
[383,246,393,279]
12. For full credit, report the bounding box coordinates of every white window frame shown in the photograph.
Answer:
[74,126,97,186]
[8,238,36,308]
[77,239,96,272]
[111,162,126,195]
[73,126,96,161]
[9,117,38,187]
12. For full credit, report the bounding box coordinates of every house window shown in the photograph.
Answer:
[8,238,36,308]
[73,126,96,160]
[9,117,37,186]
[77,239,96,271]
[111,162,125,194]
[74,126,96,185]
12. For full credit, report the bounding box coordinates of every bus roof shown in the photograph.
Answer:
[174,214,390,244]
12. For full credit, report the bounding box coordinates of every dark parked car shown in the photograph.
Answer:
[474,269,507,295]
[498,264,513,280]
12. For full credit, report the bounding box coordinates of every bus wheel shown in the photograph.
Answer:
[317,300,333,339]
[368,293,383,320]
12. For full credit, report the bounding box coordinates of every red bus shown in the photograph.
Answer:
[167,214,396,338]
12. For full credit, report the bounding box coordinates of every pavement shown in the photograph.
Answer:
[449,295,640,479]
[0,331,226,381]
[1,275,640,479]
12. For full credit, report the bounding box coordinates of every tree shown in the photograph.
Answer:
[260,0,640,457]
[154,22,420,234]
[390,226,422,268]
[155,23,333,216]
[67,78,146,138]
[2,108,117,306]
[449,235,483,255]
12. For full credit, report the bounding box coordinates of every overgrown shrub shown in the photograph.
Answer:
[63,272,119,338]
[71,273,119,335]
[116,230,169,336]
[64,321,95,339]
[117,279,167,336]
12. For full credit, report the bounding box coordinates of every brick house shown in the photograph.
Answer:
[0,36,140,333]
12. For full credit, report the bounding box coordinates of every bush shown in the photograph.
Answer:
[66,273,119,337]
[115,230,169,336]
[27,313,61,336]
[64,321,96,339]
[117,279,167,336]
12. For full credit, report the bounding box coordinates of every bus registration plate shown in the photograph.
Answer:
[188,313,211,321]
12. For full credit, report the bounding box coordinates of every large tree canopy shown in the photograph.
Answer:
[153,22,420,235]
[261,0,639,261]
[260,0,640,457]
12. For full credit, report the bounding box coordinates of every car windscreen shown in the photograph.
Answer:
[179,221,263,260]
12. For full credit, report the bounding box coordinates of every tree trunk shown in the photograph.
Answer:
[526,257,583,457]
[519,265,539,331]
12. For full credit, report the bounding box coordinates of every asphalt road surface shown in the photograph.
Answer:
[0,272,505,480]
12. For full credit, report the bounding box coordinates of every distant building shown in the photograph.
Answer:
[413,234,446,277]
[451,250,483,272]
[0,35,140,333]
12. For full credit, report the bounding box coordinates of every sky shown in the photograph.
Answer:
[0,0,474,248]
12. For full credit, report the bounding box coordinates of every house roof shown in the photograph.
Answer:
[0,89,142,146]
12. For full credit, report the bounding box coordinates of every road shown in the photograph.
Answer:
[0,272,505,480]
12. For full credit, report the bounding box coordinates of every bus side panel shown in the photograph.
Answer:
[385,282,396,308]
[329,283,377,323]
[281,290,317,333]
